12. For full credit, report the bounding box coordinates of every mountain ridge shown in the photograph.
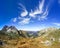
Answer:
[0,25,60,48]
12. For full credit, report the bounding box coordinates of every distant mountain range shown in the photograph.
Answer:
[0,25,38,38]
[0,25,60,38]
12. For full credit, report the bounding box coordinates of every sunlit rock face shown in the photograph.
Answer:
[38,27,58,37]
[2,25,9,31]
[44,40,52,46]
[1,25,18,33]
[40,40,52,46]
[59,38,60,42]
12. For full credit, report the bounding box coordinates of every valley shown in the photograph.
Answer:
[0,25,60,48]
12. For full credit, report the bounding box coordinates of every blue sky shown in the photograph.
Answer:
[0,0,60,31]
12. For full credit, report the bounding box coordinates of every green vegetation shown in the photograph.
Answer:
[0,26,60,48]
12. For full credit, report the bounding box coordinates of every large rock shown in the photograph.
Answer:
[0,40,3,46]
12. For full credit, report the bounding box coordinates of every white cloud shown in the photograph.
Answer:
[18,0,49,21]
[13,18,17,22]
[29,0,45,18]
[29,0,49,21]
[53,23,60,26]
[29,9,36,18]
[38,8,48,21]
[11,0,50,25]
[39,0,45,13]
[40,8,48,20]
[19,18,31,25]
[58,0,60,4]
[21,10,28,17]
[19,3,28,17]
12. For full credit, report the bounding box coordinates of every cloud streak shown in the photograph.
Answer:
[58,0,60,4]
[29,0,45,17]
[18,3,28,17]
[13,18,17,22]
[19,18,31,25]
[53,23,60,26]
[12,0,51,25]
[29,0,49,21]
[40,7,48,20]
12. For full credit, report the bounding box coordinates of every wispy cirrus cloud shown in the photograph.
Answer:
[29,0,49,21]
[12,17,31,25]
[39,7,48,20]
[29,0,45,18]
[12,0,51,25]
[53,23,60,26]
[13,18,17,22]
[18,3,28,17]
[18,18,31,25]
[58,0,60,4]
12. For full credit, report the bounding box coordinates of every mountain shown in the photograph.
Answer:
[1,26,59,39]
[1,25,18,33]
[38,27,57,37]
[18,30,38,38]
[1,25,9,31]
[0,25,38,38]
[0,26,60,48]
[34,27,60,48]
[26,31,38,38]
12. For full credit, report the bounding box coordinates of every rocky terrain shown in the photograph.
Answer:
[0,25,60,48]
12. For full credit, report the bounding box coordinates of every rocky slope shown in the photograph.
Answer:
[0,26,60,48]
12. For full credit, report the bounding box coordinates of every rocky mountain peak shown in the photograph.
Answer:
[2,25,9,31]
[9,26,18,31]
[2,25,18,33]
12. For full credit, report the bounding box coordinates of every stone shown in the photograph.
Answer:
[0,40,3,45]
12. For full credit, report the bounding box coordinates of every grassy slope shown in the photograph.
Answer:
[0,28,60,48]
